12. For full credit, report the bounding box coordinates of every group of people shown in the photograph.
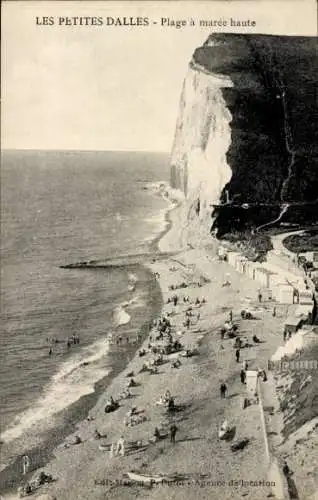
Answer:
[153,423,178,443]
[101,277,209,464]
[46,334,80,356]
[66,335,80,349]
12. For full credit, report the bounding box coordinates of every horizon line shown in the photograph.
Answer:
[1,148,171,154]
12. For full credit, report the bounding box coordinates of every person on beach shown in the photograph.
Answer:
[94,429,102,440]
[185,317,191,329]
[48,348,52,356]
[240,369,246,384]
[235,349,240,363]
[283,330,287,342]
[164,390,171,402]
[128,378,137,388]
[154,427,161,442]
[258,368,268,382]
[258,291,262,303]
[170,424,178,444]
[22,455,31,475]
[110,443,115,459]
[116,436,125,456]
[67,339,71,350]
[168,397,175,412]
[220,383,227,398]
[283,461,291,477]
[229,310,233,322]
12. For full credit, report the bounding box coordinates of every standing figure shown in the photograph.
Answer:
[110,443,115,459]
[258,292,262,303]
[220,383,227,398]
[116,436,125,456]
[22,455,30,475]
[170,424,178,444]
[240,369,246,384]
[235,349,240,363]
[282,461,290,478]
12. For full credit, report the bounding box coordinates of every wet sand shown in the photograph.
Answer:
[4,204,299,500]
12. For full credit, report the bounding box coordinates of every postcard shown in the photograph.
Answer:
[1,1,317,499]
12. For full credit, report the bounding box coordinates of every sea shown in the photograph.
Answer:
[0,150,171,489]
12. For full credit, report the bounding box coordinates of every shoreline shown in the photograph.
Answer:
[2,199,297,500]
[2,193,316,500]
[0,189,175,497]
[0,265,163,496]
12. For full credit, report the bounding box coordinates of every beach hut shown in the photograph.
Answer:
[217,246,227,260]
[273,284,294,304]
[254,267,272,288]
[245,371,258,399]
[227,252,240,268]
[298,288,313,305]
[259,288,273,301]
[244,261,256,280]
[313,252,318,268]
[252,267,262,285]
[261,268,275,288]
[268,273,287,290]
[236,257,248,274]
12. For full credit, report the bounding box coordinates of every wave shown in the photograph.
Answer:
[0,338,111,444]
[127,272,138,292]
[128,272,138,283]
[112,289,146,326]
[112,305,131,326]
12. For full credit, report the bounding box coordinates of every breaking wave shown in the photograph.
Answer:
[0,338,111,444]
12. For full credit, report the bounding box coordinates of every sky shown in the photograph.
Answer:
[2,0,317,152]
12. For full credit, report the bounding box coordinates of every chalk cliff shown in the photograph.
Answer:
[171,34,318,244]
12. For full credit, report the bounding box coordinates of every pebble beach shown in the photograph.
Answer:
[3,204,317,500]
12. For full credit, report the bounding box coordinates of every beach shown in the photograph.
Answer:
[4,199,308,500]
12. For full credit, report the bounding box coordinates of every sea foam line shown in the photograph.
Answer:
[0,338,111,444]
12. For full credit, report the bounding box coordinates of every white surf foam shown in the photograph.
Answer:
[127,272,138,292]
[112,305,131,326]
[0,338,111,444]
[128,272,138,283]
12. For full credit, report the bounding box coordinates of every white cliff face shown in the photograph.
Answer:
[171,65,233,246]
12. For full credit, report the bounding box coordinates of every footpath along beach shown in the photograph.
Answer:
[4,206,298,500]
